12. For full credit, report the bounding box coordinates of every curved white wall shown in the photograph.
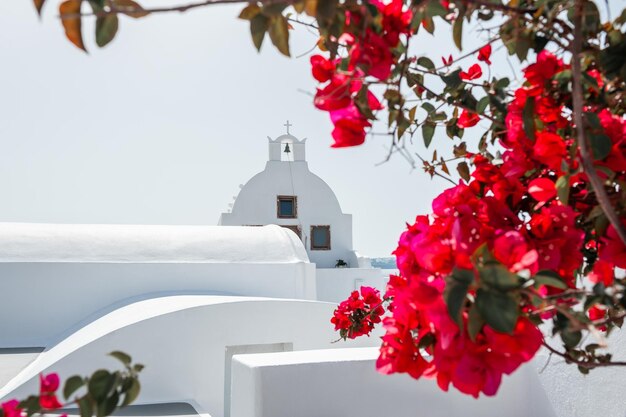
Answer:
[220,160,353,268]
[0,296,381,417]
[0,262,315,347]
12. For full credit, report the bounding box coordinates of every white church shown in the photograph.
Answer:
[0,127,623,417]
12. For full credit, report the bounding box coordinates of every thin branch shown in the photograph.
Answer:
[415,153,457,185]
[464,0,537,14]
[434,37,501,71]
[542,341,626,369]
[571,0,626,246]
[62,0,284,18]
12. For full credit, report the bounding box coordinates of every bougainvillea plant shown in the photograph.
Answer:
[0,352,143,417]
[33,0,626,399]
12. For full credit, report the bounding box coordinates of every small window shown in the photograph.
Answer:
[281,225,302,240]
[277,196,297,218]
[311,225,331,250]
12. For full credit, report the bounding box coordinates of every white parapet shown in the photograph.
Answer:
[0,296,380,417]
[230,347,558,417]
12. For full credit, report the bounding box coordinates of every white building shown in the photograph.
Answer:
[219,126,358,269]
[0,126,622,417]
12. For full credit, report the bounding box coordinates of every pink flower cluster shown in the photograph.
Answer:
[331,286,385,340]
[368,51,626,397]
[1,373,66,417]
[310,0,412,147]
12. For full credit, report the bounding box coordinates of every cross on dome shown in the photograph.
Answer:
[284,120,292,135]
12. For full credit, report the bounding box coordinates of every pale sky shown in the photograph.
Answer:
[0,1,507,256]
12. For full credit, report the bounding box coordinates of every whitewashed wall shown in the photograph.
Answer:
[0,296,381,417]
[533,330,626,417]
[316,268,390,303]
[230,347,557,417]
[0,223,316,347]
[0,262,316,347]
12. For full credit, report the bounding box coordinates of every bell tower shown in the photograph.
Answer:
[268,121,306,162]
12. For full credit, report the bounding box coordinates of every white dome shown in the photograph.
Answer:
[0,223,309,263]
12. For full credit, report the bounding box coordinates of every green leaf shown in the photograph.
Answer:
[421,102,436,114]
[268,16,290,57]
[515,35,531,61]
[534,270,568,289]
[18,396,41,417]
[451,267,474,284]
[426,0,448,17]
[467,304,485,341]
[109,351,132,366]
[418,332,436,349]
[238,4,261,20]
[422,121,436,148]
[113,0,149,18]
[261,3,287,17]
[89,370,115,401]
[444,278,469,329]
[555,175,570,205]
[64,375,85,400]
[452,16,463,50]
[475,288,519,334]
[494,77,510,90]
[315,0,337,26]
[250,14,269,51]
[121,379,140,407]
[476,96,489,114]
[95,14,118,47]
[479,263,520,291]
[78,396,94,417]
[582,0,601,34]
[97,391,119,417]
[441,69,462,89]
[423,16,435,34]
[561,329,582,348]
[590,134,612,160]
[522,96,535,140]
[417,56,435,71]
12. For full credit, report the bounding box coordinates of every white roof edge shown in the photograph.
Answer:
[0,223,310,264]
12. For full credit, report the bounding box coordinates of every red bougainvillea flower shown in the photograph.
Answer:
[588,259,615,286]
[460,63,482,81]
[313,73,359,111]
[310,54,335,83]
[598,109,626,172]
[477,44,492,65]
[602,222,626,269]
[377,318,434,379]
[588,305,607,330]
[349,30,394,81]
[524,50,565,89]
[2,400,23,417]
[441,54,453,66]
[373,0,412,47]
[329,102,372,148]
[528,178,556,203]
[331,286,384,339]
[39,373,63,410]
[533,131,567,172]
[457,110,480,128]
[492,231,538,273]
